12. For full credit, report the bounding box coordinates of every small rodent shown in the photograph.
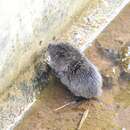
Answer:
[47,43,103,99]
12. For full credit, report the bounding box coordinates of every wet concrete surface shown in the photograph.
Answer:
[15,3,130,130]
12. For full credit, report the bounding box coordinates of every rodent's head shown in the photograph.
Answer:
[47,43,82,71]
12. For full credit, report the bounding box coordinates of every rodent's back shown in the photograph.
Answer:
[60,57,102,98]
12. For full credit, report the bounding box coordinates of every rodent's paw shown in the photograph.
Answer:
[47,42,103,99]
[33,62,50,89]
[50,69,65,78]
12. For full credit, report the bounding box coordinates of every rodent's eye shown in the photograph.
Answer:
[59,53,65,57]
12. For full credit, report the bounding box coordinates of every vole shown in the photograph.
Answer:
[47,43,103,99]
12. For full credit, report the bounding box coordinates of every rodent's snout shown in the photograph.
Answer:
[47,55,51,63]
[47,44,54,63]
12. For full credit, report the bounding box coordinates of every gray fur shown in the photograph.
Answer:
[47,43,103,99]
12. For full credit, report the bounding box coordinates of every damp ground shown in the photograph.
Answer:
[15,4,130,130]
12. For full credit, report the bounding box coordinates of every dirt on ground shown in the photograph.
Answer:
[15,3,130,130]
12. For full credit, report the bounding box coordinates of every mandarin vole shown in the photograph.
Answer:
[47,43,103,99]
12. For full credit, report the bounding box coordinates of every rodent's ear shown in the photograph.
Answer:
[48,43,53,49]
[48,43,55,52]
